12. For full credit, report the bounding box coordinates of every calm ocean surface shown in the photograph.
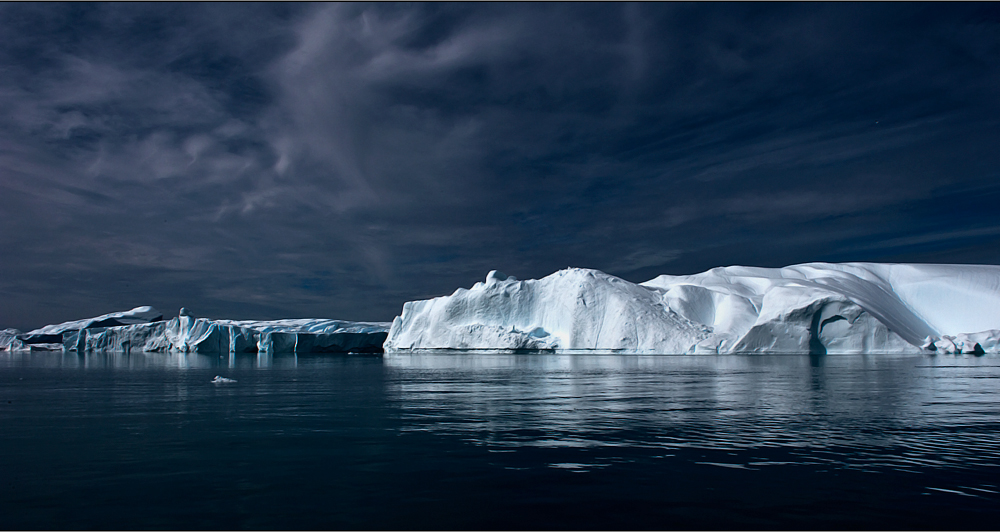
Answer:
[2,351,999,530]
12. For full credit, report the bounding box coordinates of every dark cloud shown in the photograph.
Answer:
[2,3,999,330]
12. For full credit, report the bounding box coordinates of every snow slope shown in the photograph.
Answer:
[384,263,1000,354]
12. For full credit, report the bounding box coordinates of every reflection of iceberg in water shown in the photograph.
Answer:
[0,350,300,370]
[382,353,1000,471]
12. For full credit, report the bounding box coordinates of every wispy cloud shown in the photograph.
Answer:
[1,3,998,329]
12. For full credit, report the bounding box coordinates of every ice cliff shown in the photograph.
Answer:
[383,263,1000,354]
[5,307,389,354]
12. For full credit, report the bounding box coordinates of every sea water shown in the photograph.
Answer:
[1,351,998,529]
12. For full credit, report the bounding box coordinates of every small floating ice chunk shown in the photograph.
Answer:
[211,375,237,384]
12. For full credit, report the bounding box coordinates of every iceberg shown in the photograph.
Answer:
[70,314,390,354]
[2,307,390,355]
[383,263,1000,354]
[5,262,997,356]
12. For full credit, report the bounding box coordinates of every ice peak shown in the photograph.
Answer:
[485,270,515,286]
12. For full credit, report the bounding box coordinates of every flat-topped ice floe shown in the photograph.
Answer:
[3,307,390,354]
[383,263,1000,354]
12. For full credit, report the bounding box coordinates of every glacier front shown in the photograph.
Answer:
[4,307,390,355]
[383,263,1000,354]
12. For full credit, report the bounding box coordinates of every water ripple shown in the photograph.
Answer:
[385,353,1000,473]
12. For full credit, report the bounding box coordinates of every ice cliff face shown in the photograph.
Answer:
[0,329,23,351]
[69,315,390,354]
[16,306,164,346]
[384,263,1000,354]
[4,307,389,354]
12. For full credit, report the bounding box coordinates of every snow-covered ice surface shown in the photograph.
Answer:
[383,263,1000,354]
[2,307,390,355]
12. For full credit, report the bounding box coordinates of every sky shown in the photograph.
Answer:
[2,3,999,330]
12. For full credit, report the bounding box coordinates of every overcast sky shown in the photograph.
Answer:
[2,3,999,330]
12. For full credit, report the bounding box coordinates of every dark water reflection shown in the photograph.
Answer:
[1,351,999,529]
[384,353,1000,471]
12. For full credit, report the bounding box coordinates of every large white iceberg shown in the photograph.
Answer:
[383,263,1000,354]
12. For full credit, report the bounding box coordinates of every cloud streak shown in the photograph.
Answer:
[1,3,999,330]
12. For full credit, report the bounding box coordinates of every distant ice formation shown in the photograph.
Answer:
[383,264,1000,354]
[3,307,389,354]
